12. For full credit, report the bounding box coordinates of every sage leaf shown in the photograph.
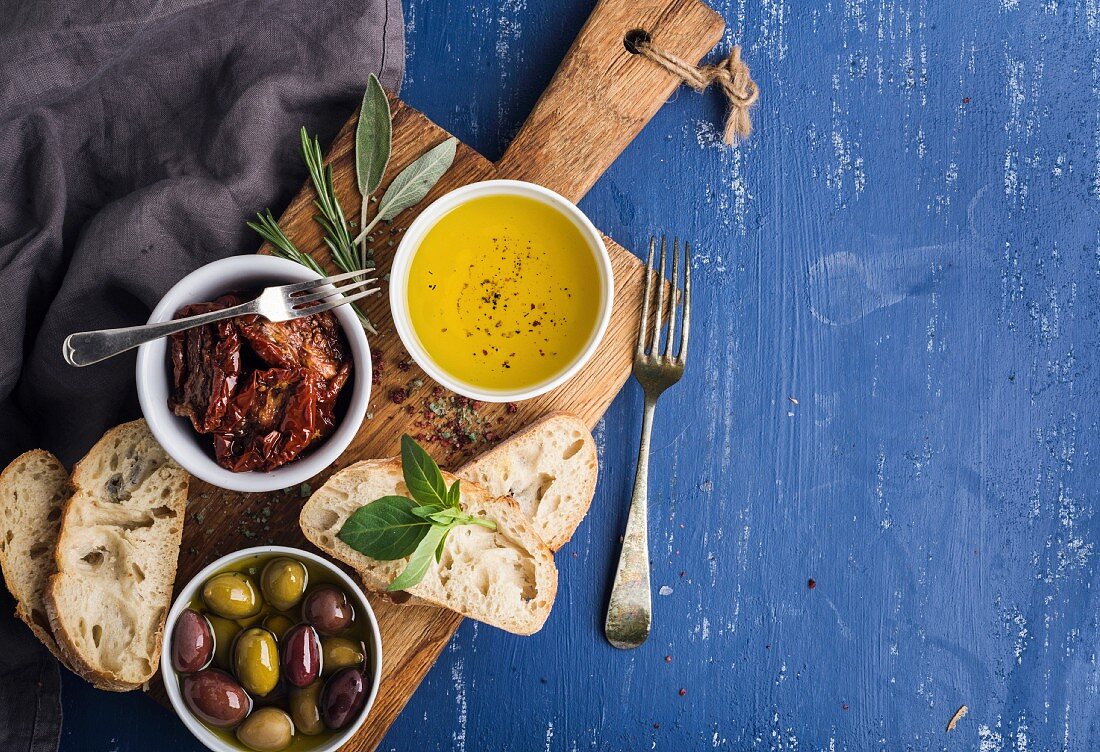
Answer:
[388,524,449,591]
[377,137,457,222]
[356,74,391,196]
[401,434,448,507]
[337,496,430,560]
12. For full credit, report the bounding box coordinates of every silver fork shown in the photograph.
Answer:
[605,235,691,650]
[62,270,379,367]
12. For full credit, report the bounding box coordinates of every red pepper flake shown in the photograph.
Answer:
[664,655,672,663]
[807,578,816,589]
[962,96,970,104]
[842,703,849,711]
[432,386,444,397]
[389,388,407,404]
[396,359,412,371]
[652,723,660,729]
[506,402,518,414]
[678,688,686,697]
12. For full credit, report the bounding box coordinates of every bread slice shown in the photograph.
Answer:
[458,413,597,551]
[44,420,188,691]
[301,458,557,635]
[0,450,72,666]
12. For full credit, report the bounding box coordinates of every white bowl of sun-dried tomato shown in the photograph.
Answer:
[135,255,372,493]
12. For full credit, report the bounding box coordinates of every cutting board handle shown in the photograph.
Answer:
[494,0,725,203]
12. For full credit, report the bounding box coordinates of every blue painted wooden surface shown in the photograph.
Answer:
[60,0,1100,750]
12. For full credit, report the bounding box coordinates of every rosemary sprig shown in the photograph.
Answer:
[298,127,378,334]
[247,208,375,331]
[248,78,455,340]
[300,127,362,275]
[247,209,325,275]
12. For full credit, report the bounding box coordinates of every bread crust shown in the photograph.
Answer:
[0,450,73,668]
[457,412,598,551]
[301,457,557,635]
[44,419,188,691]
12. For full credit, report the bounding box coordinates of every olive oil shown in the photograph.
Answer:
[407,194,601,391]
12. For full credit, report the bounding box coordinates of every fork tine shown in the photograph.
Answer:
[651,236,667,356]
[663,238,680,358]
[637,238,655,355]
[677,241,692,362]
[290,278,378,306]
[282,269,370,294]
[291,287,380,317]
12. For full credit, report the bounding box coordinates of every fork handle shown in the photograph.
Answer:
[62,301,257,367]
[605,394,657,649]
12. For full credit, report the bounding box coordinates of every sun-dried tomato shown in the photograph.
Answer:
[168,291,352,473]
[168,294,244,433]
[213,368,324,472]
[237,311,348,381]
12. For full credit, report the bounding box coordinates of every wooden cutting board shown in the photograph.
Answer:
[148,1,724,749]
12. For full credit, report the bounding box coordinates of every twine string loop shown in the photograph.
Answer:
[634,38,759,145]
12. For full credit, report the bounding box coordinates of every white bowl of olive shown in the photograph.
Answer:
[161,546,382,752]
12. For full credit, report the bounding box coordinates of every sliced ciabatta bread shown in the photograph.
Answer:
[458,412,597,551]
[0,450,72,666]
[45,420,188,691]
[301,458,557,635]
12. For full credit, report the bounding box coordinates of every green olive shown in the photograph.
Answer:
[236,606,271,630]
[233,627,280,696]
[288,680,325,736]
[263,613,296,641]
[207,615,241,672]
[235,706,295,751]
[321,636,366,676]
[202,572,261,620]
[260,557,308,612]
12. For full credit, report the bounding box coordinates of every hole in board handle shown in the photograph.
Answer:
[623,29,651,55]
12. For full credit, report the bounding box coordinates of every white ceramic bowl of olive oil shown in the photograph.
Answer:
[389,179,614,402]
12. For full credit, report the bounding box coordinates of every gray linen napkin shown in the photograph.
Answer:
[0,0,404,748]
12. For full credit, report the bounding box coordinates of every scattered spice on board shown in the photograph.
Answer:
[371,348,383,385]
[842,704,849,711]
[807,578,816,589]
[678,688,686,697]
[945,705,968,732]
[411,392,502,454]
[664,655,672,663]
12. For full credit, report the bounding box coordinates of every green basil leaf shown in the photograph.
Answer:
[355,74,391,196]
[434,526,452,562]
[447,479,461,509]
[387,525,448,591]
[409,504,446,519]
[377,138,457,222]
[427,512,459,526]
[401,434,448,507]
[337,496,430,560]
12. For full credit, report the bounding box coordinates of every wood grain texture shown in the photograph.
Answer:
[144,2,723,749]
[496,0,725,202]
